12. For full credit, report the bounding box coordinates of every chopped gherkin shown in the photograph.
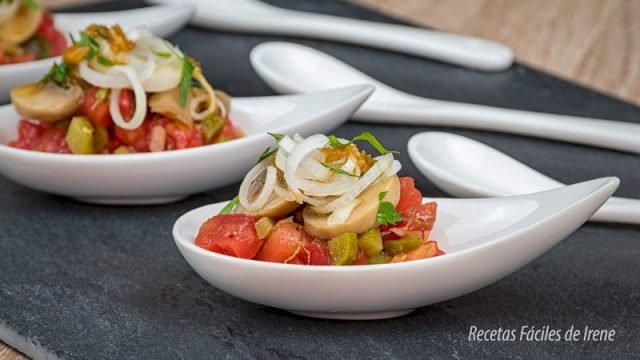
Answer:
[201,114,225,142]
[328,232,358,265]
[358,228,383,256]
[368,252,391,265]
[383,236,421,256]
[65,116,94,155]
[93,127,109,152]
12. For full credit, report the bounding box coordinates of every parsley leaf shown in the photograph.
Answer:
[179,56,193,108]
[327,132,398,155]
[268,132,284,142]
[377,191,403,226]
[256,147,277,164]
[97,56,113,67]
[219,196,240,215]
[321,162,359,177]
[40,63,71,87]
[21,0,39,10]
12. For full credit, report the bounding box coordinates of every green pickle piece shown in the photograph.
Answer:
[65,116,94,155]
[93,127,109,152]
[254,217,275,240]
[201,114,226,142]
[328,232,358,265]
[368,252,391,265]
[358,227,383,256]
[383,236,422,256]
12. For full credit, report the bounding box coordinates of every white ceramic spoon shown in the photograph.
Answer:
[173,177,618,320]
[0,4,195,103]
[0,85,373,205]
[147,0,513,71]
[251,42,640,155]
[408,132,640,225]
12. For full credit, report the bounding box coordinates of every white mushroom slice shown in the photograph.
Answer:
[235,194,300,219]
[0,4,43,44]
[302,175,401,240]
[11,83,83,123]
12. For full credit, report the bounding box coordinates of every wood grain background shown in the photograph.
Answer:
[1,0,638,358]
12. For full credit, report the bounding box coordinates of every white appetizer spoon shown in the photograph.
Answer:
[0,4,195,103]
[146,0,513,71]
[408,132,640,225]
[251,42,640,155]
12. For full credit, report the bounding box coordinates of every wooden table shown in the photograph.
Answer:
[1,0,637,358]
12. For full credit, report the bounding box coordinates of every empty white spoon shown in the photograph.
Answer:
[0,4,195,103]
[251,42,640,155]
[147,0,513,71]
[0,85,372,205]
[408,132,640,225]
[174,177,618,319]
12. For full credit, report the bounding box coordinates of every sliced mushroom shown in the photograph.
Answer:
[235,194,300,219]
[148,87,193,127]
[0,0,21,26]
[0,4,43,44]
[303,175,401,240]
[11,82,83,123]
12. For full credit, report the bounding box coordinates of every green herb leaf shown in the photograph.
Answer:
[77,32,100,59]
[377,191,404,226]
[321,162,359,177]
[96,56,113,67]
[179,56,193,108]
[40,62,71,87]
[219,196,240,215]
[268,132,284,142]
[21,0,39,10]
[327,134,350,148]
[152,49,172,58]
[327,132,398,155]
[352,132,398,155]
[257,147,278,164]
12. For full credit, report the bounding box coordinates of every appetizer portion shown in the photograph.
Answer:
[0,0,65,64]
[196,132,443,266]
[9,24,241,154]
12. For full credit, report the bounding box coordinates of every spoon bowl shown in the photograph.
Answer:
[0,85,373,204]
[408,132,640,224]
[251,42,640,154]
[0,4,195,103]
[173,177,618,319]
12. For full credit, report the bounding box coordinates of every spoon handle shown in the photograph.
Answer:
[372,101,640,154]
[593,197,640,224]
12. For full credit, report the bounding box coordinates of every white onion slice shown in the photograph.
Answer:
[279,135,297,154]
[327,199,362,225]
[297,177,357,197]
[273,182,296,202]
[293,133,305,142]
[108,66,147,130]
[79,53,155,90]
[141,59,182,92]
[312,154,394,214]
[275,147,288,171]
[385,160,402,177]
[284,134,328,197]
[239,163,277,211]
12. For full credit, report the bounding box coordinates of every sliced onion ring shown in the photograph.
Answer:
[284,134,328,197]
[239,162,277,211]
[108,66,147,130]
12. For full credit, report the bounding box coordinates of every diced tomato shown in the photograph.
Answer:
[36,13,66,56]
[399,202,438,232]
[32,127,69,153]
[351,248,369,266]
[165,121,203,150]
[255,221,311,263]
[80,87,112,128]
[115,122,148,150]
[396,177,423,215]
[9,120,44,149]
[196,214,262,259]
[293,240,330,266]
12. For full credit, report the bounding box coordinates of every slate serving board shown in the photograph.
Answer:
[1,0,638,359]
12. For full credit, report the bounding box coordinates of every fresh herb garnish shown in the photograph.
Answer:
[321,162,359,177]
[219,196,240,215]
[179,55,194,108]
[257,147,278,164]
[21,0,39,10]
[268,132,284,142]
[96,55,113,67]
[152,49,172,58]
[40,62,71,87]
[377,191,403,226]
[328,132,398,155]
[77,32,101,58]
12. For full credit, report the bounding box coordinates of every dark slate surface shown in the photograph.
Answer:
[1,0,639,359]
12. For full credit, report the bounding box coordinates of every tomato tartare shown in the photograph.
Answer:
[196,132,443,265]
[8,23,242,154]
